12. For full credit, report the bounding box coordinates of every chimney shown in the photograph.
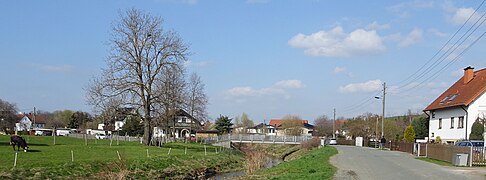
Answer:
[464,66,474,84]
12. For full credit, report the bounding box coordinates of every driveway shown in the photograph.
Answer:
[330,145,486,180]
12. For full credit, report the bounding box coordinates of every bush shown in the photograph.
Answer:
[435,136,442,144]
[469,121,484,140]
[404,125,415,143]
[300,138,320,150]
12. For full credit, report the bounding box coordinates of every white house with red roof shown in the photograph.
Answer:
[269,119,314,136]
[424,66,486,144]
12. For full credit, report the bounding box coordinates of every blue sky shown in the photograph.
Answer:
[1,0,485,123]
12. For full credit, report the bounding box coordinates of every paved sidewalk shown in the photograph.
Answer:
[331,145,486,180]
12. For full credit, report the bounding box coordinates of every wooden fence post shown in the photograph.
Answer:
[117,151,121,160]
[13,152,18,167]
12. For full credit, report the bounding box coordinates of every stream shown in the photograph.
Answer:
[211,157,283,180]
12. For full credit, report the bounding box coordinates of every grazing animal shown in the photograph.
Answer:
[10,135,29,152]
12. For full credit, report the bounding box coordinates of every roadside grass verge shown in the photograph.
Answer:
[416,157,452,166]
[0,135,243,179]
[245,146,337,180]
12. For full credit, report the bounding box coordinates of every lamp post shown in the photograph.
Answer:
[374,82,386,138]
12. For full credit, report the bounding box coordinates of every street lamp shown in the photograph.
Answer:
[375,82,386,138]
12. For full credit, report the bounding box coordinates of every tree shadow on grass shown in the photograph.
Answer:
[0,142,49,147]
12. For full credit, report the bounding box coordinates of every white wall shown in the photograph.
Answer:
[429,107,467,142]
[467,91,486,125]
[429,91,486,142]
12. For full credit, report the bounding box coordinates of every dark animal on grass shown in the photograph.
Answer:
[10,135,29,152]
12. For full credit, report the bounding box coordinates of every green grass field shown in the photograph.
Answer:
[0,135,243,179]
[245,146,338,180]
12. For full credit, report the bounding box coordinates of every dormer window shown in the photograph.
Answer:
[440,96,450,103]
[449,94,459,101]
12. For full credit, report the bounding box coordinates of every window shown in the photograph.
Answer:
[181,117,187,123]
[431,132,434,137]
[458,116,464,128]
[440,96,450,103]
[439,118,442,129]
[449,94,459,101]
[432,111,436,118]
[450,117,454,128]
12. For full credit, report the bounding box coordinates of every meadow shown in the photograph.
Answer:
[243,146,338,180]
[0,135,243,179]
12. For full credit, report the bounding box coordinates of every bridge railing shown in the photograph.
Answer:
[204,134,312,144]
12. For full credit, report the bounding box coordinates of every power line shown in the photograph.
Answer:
[400,30,486,95]
[393,0,486,90]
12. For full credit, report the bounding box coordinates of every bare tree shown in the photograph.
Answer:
[186,72,208,122]
[314,115,333,137]
[281,114,304,136]
[154,65,186,140]
[0,99,17,133]
[87,8,189,145]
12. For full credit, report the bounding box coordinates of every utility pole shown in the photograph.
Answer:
[381,82,386,138]
[333,108,336,139]
[33,107,36,131]
[375,115,379,148]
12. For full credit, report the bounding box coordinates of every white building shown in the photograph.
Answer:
[15,116,32,131]
[424,66,486,144]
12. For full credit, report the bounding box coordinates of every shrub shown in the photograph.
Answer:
[469,121,484,140]
[300,138,320,150]
[403,125,415,143]
[435,136,442,144]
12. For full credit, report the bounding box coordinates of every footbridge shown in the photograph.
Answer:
[204,134,313,148]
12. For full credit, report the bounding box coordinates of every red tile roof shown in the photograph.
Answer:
[16,114,47,124]
[269,119,309,127]
[424,68,486,111]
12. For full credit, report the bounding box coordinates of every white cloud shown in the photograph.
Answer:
[366,21,390,30]
[246,0,270,4]
[288,26,385,57]
[333,67,354,77]
[184,60,210,68]
[451,69,464,77]
[275,80,305,89]
[450,7,481,25]
[31,64,74,73]
[180,0,197,5]
[339,80,383,93]
[226,86,285,97]
[334,67,346,73]
[428,28,448,37]
[387,0,434,18]
[387,28,423,47]
[225,79,304,101]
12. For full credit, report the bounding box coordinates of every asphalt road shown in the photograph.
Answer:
[330,145,486,180]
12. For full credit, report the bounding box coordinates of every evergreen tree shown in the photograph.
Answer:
[469,121,484,140]
[404,125,416,143]
[411,115,428,139]
[119,115,144,136]
[215,115,233,135]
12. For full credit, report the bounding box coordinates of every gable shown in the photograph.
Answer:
[424,68,486,111]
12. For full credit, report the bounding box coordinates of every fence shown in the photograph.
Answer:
[203,134,312,145]
[394,142,486,166]
[398,142,414,154]
[69,133,143,142]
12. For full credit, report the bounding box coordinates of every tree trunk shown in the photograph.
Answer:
[143,119,151,145]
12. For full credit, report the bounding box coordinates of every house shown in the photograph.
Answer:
[153,109,203,138]
[246,123,277,135]
[269,119,314,136]
[14,113,47,132]
[424,66,486,144]
[15,115,32,131]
